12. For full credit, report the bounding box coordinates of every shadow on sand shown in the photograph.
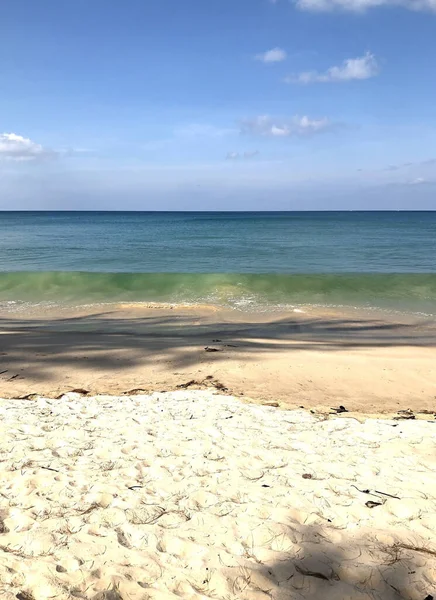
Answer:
[0,311,434,382]
[243,522,435,599]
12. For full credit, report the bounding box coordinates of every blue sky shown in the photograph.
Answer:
[1,0,436,209]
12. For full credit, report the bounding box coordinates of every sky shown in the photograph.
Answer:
[1,0,436,210]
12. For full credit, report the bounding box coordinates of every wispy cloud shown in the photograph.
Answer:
[255,48,287,64]
[286,52,379,84]
[294,0,436,12]
[357,158,436,186]
[0,133,57,161]
[382,158,436,171]
[420,158,436,166]
[240,115,331,137]
[226,150,260,160]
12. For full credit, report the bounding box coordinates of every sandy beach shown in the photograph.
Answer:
[1,304,435,599]
[1,390,436,600]
[0,304,435,414]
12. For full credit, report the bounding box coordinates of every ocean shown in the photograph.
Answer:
[0,211,435,315]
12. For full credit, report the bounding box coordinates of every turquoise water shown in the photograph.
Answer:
[0,211,435,314]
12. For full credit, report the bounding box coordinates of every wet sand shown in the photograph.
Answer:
[0,303,435,414]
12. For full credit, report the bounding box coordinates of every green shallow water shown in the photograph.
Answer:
[1,271,436,315]
[1,212,435,315]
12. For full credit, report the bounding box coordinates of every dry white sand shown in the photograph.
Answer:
[0,391,435,600]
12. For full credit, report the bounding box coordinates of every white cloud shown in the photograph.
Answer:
[255,48,287,64]
[0,133,56,161]
[226,150,260,159]
[409,177,427,185]
[241,115,331,137]
[287,52,379,84]
[294,0,436,12]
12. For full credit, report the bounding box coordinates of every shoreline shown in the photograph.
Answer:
[0,303,435,414]
[1,296,436,320]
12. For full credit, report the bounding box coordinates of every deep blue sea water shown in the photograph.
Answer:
[0,211,435,314]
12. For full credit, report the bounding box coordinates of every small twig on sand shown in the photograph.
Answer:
[78,503,99,515]
[352,485,371,494]
[330,405,348,414]
[396,544,436,558]
[41,466,60,473]
[375,490,401,500]
[177,377,229,393]
[351,485,400,500]
[177,380,196,389]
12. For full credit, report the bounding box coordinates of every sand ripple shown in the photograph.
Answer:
[0,391,435,599]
